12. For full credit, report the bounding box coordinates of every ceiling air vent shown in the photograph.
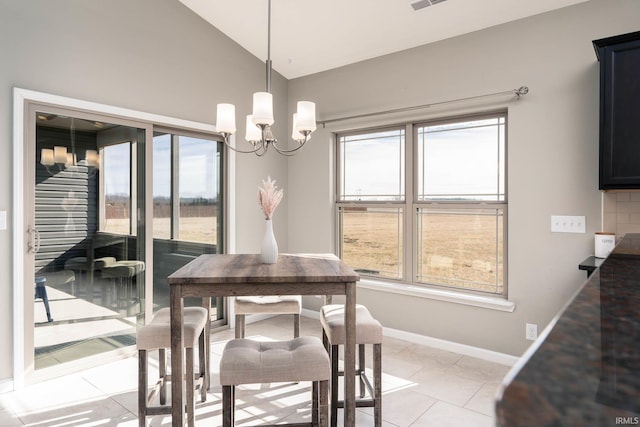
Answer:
[410,0,448,11]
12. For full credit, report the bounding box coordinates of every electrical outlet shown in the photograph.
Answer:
[526,323,538,341]
[551,215,586,233]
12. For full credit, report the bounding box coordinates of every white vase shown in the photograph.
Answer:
[261,218,278,264]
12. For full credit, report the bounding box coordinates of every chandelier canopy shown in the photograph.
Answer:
[215,0,316,156]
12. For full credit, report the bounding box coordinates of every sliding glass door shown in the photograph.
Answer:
[32,109,149,372]
[19,93,227,383]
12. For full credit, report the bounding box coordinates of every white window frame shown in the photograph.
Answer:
[335,111,511,306]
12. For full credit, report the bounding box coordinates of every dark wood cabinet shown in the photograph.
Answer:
[593,31,640,190]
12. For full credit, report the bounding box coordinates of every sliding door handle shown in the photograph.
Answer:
[27,226,40,254]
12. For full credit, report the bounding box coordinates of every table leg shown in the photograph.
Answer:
[170,285,185,426]
[344,282,356,426]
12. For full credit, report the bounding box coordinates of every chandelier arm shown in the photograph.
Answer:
[270,146,300,156]
[254,143,269,157]
[271,138,307,155]
[222,134,262,154]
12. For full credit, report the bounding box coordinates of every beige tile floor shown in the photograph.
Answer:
[0,315,511,426]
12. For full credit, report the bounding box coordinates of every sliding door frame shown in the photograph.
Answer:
[12,87,230,388]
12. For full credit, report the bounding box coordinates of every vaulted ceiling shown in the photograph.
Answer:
[179,0,590,79]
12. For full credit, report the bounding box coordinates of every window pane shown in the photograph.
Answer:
[103,143,130,234]
[339,129,405,201]
[152,133,224,322]
[416,207,504,294]
[153,133,171,239]
[178,136,219,244]
[417,117,505,201]
[340,207,403,279]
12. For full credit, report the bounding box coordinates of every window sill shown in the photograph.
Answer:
[358,278,516,312]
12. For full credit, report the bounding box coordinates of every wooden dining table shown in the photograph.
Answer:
[168,253,360,426]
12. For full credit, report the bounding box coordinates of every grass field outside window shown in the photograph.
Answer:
[336,112,507,296]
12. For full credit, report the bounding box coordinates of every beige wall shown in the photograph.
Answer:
[0,0,288,384]
[287,0,640,356]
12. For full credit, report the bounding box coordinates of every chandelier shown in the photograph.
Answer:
[215,0,317,156]
[40,117,100,174]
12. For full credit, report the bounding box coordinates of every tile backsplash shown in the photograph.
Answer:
[602,191,640,241]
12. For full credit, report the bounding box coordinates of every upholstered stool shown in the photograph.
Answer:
[220,337,330,426]
[234,295,302,338]
[64,255,116,272]
[320,304,383,427]
[137,306,209,427]
[101,260,145,313]
[65,256,116,297]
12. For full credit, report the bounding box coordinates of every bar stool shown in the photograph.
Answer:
[220,337,330,426]
[234,295,301,338]
[101,260,145,314]
[64,256,116,296]
[320,304,383,427]
[36,270,76,297]
[34,277,53,323]
[34,270,77,322]
[137,306,209,427]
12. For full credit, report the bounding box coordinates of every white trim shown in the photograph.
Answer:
[12,88,26,390]
[11,87,224,390]
[227,134,237,254]
[13,88,217,133]
[301,308,518,366]
[242,312,279,325]
[358,278,516,312]
[383,325,518,366]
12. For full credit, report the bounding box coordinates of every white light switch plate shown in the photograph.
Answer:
[551,215,586,233]
[0,210,6,230]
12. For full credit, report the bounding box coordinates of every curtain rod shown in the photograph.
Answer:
[317,86,529,127]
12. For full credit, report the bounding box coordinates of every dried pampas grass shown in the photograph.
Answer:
[258,176,284,219]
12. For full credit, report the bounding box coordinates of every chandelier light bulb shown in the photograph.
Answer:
[245,115,262,142]
[295,101,317,133]
[216,103,236,134]
[54,146,68,164]
[252,92,275,126]
[40,148,54,166]
[85,149,99,168]
[291,113,305,141]
[65,152,76,167]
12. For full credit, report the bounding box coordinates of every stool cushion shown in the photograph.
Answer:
[137,307,207,351]
[36,270,76,287]
[234,295,301,315]
[320,304,383,345]
[101,260,146,278]
[220,337,330,386]
[65,256,116,270]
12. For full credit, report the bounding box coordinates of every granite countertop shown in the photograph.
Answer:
[495,234,640,426]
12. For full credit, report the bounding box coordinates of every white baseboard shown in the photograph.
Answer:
[301,308,518,367]
[243,313,281,325]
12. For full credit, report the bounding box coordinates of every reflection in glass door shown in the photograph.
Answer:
[152,130,225,324]
[33,112,147,370]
